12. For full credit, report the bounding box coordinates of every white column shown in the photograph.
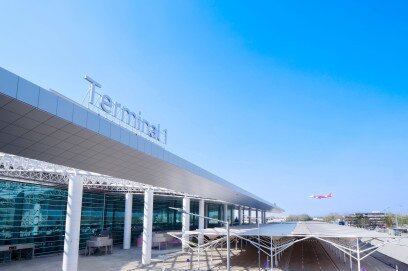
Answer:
[270,237,274,268]
[256,209,259,224]
[223,204,228,223]
[62,173,83,271]
[142,189,154,265]
[182,197,190,250]
[274,239,278,266]
[356,238,361,271]
[123,193,133,249]
[204,203,208,228]
[238,207,242,225]
[198,199,205,244]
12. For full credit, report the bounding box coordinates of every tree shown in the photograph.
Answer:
[385,214,394,228]
[286,214,312,222]
[323,213,344,223]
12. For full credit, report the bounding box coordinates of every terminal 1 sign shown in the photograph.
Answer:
[85,75,167,146]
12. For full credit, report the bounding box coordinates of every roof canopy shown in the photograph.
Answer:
[0,67,282,211]
[183,222,396,238]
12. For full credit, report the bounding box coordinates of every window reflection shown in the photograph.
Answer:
[0,179,200,262]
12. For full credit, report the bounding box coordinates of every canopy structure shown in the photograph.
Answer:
[168,222,408,270]
[0,66,282,212]
[0,152,256,206]
[181,221,400,238]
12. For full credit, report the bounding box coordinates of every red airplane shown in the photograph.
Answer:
[309,192,333,199]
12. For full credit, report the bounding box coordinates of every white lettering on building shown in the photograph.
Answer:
[84,75,167,146]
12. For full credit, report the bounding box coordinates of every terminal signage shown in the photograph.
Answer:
[85,76,167,146]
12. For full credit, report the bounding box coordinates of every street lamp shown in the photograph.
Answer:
[169,207,231,271]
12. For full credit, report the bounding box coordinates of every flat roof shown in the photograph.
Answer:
[0,67,282,212]
[183,222,396,238]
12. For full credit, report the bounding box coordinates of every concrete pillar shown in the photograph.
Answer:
[123,193,133,249]
[248,209,252,224]
[198,199,205,244]
[182,197,190,250]
[238,206,242,225]
[223,203,228,223]
[62,173,83,271]
[142,189,153,265]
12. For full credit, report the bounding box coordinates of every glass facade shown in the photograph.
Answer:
[206,203,223,227]
[0,179,203,263]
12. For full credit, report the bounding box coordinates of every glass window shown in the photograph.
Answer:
[0,179,191,262]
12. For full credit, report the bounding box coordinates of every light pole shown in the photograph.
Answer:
[169,207,231,271]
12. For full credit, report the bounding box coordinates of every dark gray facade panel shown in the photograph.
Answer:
[14,113,41,130]
[3,98,33,117]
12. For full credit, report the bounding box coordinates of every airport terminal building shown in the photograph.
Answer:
[0,67,282,269]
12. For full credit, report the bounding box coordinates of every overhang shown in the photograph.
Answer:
[0,67,282,212]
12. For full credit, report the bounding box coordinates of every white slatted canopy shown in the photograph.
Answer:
[180,222,396,238]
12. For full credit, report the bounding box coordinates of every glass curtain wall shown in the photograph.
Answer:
[0,179,186,262]
[190,200,199,230]
[206,203,223,228]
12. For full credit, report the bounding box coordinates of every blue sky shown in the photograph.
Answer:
[1,1,407,216]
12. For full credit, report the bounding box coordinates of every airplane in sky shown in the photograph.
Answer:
[309,192,333,199]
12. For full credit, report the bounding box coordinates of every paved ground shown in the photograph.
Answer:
[285,240,337,271]
[322,241,400,271]
[0,245,284,271]
[0,247,173,271]
[0,241,401,271]
[362,236,408,269]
